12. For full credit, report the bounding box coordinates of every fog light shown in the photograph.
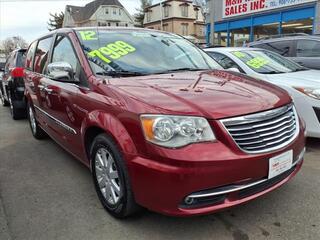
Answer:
[184,197,195,205]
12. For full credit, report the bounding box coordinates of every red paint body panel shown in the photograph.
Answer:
[23,28,305,216]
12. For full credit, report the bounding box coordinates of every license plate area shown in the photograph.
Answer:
[268,150,293,179]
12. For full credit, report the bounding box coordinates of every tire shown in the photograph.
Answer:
[0,89,9,107]
[9,92,26,120]
[90,133,141,218]
[27,102,47,139]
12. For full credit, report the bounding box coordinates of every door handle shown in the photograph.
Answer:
[44,87,53,94]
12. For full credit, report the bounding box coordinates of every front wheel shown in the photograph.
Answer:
[90,134,141,218]
[27,102,46,139]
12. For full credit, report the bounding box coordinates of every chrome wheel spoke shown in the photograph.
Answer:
[109,170,118,179]
[110,180,120,195]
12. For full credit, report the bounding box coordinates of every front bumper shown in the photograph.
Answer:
[128,127,305,216]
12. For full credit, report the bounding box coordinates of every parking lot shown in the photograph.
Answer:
[0,105,319,240]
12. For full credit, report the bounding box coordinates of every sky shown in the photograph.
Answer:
[0,0,141,43]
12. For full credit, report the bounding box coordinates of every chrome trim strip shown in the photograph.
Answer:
[34,105,77,135]
[188,148,305,199]
[222,104,293,126]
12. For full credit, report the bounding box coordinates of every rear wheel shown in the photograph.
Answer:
[8,92,26,120]
[27,102,46,139]
[0,88,9,107]
[90,133,141,218]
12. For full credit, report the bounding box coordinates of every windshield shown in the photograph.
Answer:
[231,50,307,74]
[76,29,221,76]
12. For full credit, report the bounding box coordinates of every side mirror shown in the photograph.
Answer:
[47,62,75,82]
[226,67,240,73]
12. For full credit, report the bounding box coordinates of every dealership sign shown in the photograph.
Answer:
[223,0,317,18]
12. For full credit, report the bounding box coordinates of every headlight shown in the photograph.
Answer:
[140,115,216,148]
[294,87,320,100]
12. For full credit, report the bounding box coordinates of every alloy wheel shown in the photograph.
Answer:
[28,105,37,134]
[95,148,121,206]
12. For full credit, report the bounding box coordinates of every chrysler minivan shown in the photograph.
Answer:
[24,27,305,218]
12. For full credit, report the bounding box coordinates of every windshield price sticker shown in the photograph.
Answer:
[88,41,136,63]
[233,51,246,58]
[246,57,269,69]
[79,31,98,41]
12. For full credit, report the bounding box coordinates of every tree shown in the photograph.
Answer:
[193,0,207,21]
[1,36,28,57]
[134,0,152,27]
[48,11,64,31]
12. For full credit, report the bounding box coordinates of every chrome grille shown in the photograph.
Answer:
[221,104,299,153]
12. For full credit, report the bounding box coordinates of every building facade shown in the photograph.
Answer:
[143,0,206,43]
[206,0,320,46]
[63,0,134,28]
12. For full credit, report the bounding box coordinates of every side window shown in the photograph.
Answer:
[26,41,37,70]
[51,36,79,75]
[34,37,53,74]
[296,40,320,57]
[16,51,26,67]
[254,41,291,57]
[208,52,242,71]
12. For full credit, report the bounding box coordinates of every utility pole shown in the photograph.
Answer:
[209,0,215,45]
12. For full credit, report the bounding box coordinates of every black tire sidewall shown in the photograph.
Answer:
[90,134,129,218]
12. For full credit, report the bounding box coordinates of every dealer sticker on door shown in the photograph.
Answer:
[268,150,293,179]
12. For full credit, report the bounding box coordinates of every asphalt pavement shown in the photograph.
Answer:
[0,106,319,240]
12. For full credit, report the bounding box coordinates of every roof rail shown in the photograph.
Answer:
[256,33,309,41]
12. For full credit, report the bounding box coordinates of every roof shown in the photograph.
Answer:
[66,0,124,22]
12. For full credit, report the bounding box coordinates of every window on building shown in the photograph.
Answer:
[253,23,279,41]
[214,32,228,47]
[181,23,188,36]
[34,37,53,74]
[105,8,109,14]
[116,23,119,27]
[296,40,320,57]
[195,10,199,20]
[181,5,188,17]
[164,6,169,17]
[163,24,169,32]
[113,8,116,14]
[119,9,121,15]
[146,12,151,22]
[282,18,313,35]
[229,27,250,47]
[125,23,128,27]
[108,22,111,26]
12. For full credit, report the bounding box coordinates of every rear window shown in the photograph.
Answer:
[252,41,291,57]
[296,40,320,57]
[16,50,26,67]
[34,37,53,74]
[26,41,37,70]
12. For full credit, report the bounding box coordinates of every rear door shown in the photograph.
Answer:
[291,39,320,70]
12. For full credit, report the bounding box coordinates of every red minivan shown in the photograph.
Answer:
[24,27,305,218]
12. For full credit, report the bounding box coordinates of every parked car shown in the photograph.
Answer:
[24,27,305,218]
[204,47,320,138]
[0,48,27,119]
[248,34,320,70]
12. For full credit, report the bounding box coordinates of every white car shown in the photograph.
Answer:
[204,47,320,138]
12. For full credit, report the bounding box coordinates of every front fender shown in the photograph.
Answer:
[81,110,138,160]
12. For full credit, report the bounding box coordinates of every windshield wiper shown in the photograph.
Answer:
[96,70,147,77]
[156,68,208,74]
[259,71,286,74]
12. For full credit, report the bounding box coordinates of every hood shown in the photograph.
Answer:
[106,70,292,119]
[263,70,320,89]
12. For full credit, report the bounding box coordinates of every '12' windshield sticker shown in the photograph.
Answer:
[79,31,98,41]
[233,51,246,58]
[246,57,269,69]
[88,41,136,64]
